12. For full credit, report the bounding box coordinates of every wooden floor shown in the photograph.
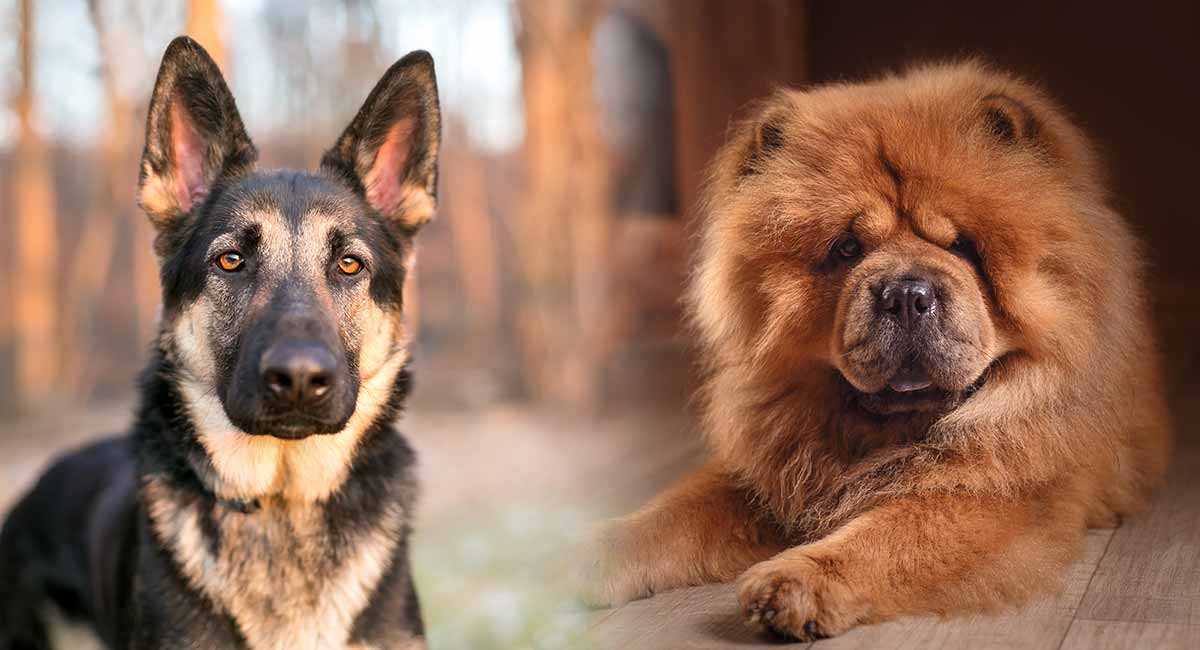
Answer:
[588,398,1200,650]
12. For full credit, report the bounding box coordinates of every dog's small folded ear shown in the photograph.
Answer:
[740,112,787,177]
[138,36,257,228]
[734,94,791,178]
[320,51,441,231]
[979,93,1040,147]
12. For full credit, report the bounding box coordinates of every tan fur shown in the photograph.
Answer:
[145,477,415,650]
[137,159,182,224]
[392,184,436,229]
[593,61,1171,639]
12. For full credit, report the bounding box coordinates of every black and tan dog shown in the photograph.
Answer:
[0,37,439,649]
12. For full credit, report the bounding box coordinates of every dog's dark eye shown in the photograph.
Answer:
[835,234,863,261]
[337,256,364,276]
[949,236,976,259]
[216,251,244,272]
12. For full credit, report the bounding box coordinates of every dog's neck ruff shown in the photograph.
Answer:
[143,472,414,650]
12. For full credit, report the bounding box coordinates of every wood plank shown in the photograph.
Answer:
[1059,620,1200,650]
[590,584,805,649]
[589,518,1112,649]
[1074,434,1200,625]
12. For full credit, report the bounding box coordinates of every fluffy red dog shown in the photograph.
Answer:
[589,61,1172,640]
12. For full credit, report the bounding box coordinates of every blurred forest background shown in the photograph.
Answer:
[0,3,696,645]
[4,0,1195,421]
[0,0,694,420]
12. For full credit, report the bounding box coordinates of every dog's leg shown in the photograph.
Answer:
[584,462,786,606]
[0,591,50,650]
[0,528,51,650]
[736,489,1086,640]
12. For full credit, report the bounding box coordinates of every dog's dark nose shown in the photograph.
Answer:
[260,342,338,407]
[879,278,937,329]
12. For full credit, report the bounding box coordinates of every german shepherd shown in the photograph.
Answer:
[0,36,439,649]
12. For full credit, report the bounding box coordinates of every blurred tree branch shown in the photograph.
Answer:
[13,0,60,409]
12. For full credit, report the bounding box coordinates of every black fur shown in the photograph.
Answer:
[0,36,438,649]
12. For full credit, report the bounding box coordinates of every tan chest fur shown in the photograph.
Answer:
[145,478,406,650]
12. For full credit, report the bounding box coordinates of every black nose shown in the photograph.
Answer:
[260,342,338,407]
[879,278,937,329]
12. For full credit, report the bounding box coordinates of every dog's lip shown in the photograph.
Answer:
[858,385,955,414]
[261,428,322,440]
[846,360,997,416]
[248,413,344,439]
[887,367,933,393]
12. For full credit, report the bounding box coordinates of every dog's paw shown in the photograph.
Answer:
[737,554,865,641]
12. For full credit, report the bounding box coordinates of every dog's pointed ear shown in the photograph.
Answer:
[320,51,441,231]
[138,36,257,229]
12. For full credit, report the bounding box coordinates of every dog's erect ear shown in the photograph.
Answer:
[138,36,257,228]
[321,51,441,231]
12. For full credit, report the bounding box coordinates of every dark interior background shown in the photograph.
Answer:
[655,0,1198,415]
[807,0,1200,399]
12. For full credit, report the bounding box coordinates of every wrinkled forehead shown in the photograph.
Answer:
[798,101,969,177]
[745,107,1000,255]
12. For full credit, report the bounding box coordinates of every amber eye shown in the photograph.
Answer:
[216,251,244,272]
[337,256,364,276]
[835,234,863,260]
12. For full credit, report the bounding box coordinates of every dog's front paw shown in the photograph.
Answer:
[737,554,865,641]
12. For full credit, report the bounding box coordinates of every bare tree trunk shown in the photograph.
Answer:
[186,0,228,70]
[443,121,501,359]
[515,0,613,408]
[59,0,129,397]
[13,0,60,410]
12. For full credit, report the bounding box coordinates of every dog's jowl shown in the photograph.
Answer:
[0,36,439,650]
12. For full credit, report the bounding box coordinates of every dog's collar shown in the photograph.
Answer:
[218,496,262,514]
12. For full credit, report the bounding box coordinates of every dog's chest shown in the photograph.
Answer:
[146,482,402,650]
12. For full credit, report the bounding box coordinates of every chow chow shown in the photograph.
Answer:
[588,61,1171,640]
